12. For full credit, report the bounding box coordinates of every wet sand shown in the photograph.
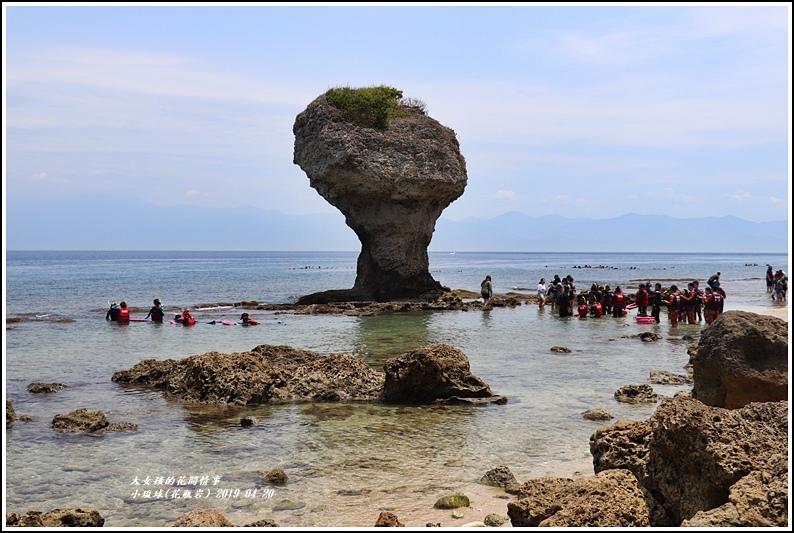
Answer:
[755,306,789,322]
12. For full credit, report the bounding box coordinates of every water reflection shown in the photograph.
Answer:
[350,313,432,367]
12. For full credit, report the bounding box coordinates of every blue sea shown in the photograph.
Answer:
[3,250,790,527]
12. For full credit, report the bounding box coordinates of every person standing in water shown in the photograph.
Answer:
[650,283,663,324]
[537,278,546,309]
[145,298,165,323]
[480,275,493,310]
[117,301,130,324]
[106,301,120,322]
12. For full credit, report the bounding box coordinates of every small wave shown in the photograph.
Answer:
[194,306,234,311]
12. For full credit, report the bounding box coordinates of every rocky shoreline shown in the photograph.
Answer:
[6,310,788,527]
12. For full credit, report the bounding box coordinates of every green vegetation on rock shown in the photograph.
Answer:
[325,85,426,130]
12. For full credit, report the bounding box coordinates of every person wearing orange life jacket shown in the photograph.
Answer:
[591,301,603,317]
[663,285,681,327]
[612,287,626,317]
[117,301,130,324]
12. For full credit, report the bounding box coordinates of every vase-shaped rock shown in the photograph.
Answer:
[293,92,467,302]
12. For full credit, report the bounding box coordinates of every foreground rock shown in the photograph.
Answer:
[6,508,104,527]
[113,343,503,407]
[590,394,788,526]
[374,511,404,526]
[507,469,650,526]
[172,508,233,527]
[383,345,503,404]
[113,345,383,405]
[691,310,788,408]
[292,88,467,303]
[514,311,788,527]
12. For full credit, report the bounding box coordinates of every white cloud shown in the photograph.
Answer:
[494,190,518,201]
[727,191,753,201]
[30,172,47,180]
[185,189,199,197]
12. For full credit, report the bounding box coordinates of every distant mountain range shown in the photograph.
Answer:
[4,194,788,253]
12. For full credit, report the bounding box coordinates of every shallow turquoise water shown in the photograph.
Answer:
[4,251,788,526]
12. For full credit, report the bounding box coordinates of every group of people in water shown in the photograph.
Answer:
[766,265,788,303]
[529,272,731,327]
[105,298,258,326]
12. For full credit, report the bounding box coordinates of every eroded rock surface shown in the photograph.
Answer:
[507,469,650,527]
[382,344,495,404]
[691,310,788,408]
[172,508,233,527]
[293,92,467,303]
[113,343,502,408]
[112,345,383,405]
[6,508,105,527]
[590,393,788,526]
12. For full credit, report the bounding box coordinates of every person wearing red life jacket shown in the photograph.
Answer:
[577,300,589,318]
[612,287,626,317]
[663,285,681,327]
[707,287,726,324]
[240,312,260,325]
[117,301,130,324]
[181,308,195,326]
[692,280,704,322]
[591,301,603,317]
[636,284,650,316]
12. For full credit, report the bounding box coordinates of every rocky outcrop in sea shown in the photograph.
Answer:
[292,89,467,303]
[112,343,506,407]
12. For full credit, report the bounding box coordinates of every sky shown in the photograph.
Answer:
[3,3,792,224]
